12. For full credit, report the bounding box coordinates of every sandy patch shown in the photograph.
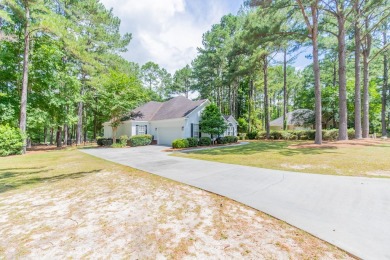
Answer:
[0,170,352,259]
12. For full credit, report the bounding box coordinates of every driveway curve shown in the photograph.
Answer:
[81,145,390,260]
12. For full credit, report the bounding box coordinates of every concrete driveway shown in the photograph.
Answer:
[81,145,390,260]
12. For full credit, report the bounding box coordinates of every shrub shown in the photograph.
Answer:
[97,137,113,146]
[129,134,152,147]
[198,137,212,146]
[216,137,227,144]
[270,131,283,140]
[323,129,338,141]
[119,135,128,146]
[256,131,267,140]
[348,129,355,140]
[187,137,198,147]
[172,138,189,148]
[247,132,257,140]
[0,124,25,156]
[224,136,236,143]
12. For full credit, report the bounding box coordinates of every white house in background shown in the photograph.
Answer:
[103,96,238,145]
[270,109,314,130]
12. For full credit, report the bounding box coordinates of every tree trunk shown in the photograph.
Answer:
[112,126,117,144]
[382,26,388,138]
[43,127,47,144]
[337,14,348,140]
[56,126,62,148]
[19,4,30,154]
[283,48,288,131]
[362,51,370,137]
[64,124,68,146]
[263,55,270,139]
[312,4,322,144]
[354,2,362,139]
[50,127,54,145]
[76,87,84,145]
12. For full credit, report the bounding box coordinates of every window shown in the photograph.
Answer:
[192,124,199,138]
[227,123,234,136]
[136,125,147,135]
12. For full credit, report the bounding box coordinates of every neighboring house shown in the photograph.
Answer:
[270,109,314,130]
[103,96,238,145]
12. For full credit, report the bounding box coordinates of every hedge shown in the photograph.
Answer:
[186,137,198,147]
[217,136,238,144]
[172,138,189,148]
[129,134,152,147]
[0,124,25,156]
[253,129,356,141]
[97,138,113,146]
[198,137,212,146]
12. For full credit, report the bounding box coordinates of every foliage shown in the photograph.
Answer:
[199,103,228,138]
[217,136,238,144]
[128,134,152,147]
[186,137,198,147]
[0,124,25,156]
[198,137,212,146]
[247,132,258,140]
[97,138,113,146]
[172,139,189,149]
[253,129,356,141]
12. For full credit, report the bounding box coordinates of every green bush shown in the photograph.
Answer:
[216,137,227,144]
[347,129,355,140]
[323,129,338,141]
[256,131,267,140]
[172,138,189,148]
[97,137,113,146]
[198,137,212,146]
[270,131,283,140]
[0,124,25,156]
[186,137,198,147]
[247,132,257,140]
[224,136,237,143]
[129,134,152,147]
[119,135,128,146]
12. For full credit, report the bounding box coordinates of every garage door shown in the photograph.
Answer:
[157,127,182,145]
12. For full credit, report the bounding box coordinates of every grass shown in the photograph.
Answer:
[0,147,143,194]
[172,140,390,178]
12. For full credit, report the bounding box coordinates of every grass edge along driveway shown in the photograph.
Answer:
[173,140,390,178]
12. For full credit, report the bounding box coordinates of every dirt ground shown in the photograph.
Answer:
[0,167,353,259]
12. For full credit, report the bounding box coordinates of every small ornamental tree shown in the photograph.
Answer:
[199,103,227,139]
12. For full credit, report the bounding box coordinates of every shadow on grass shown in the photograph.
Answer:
[185,141,339,157]
[0,169,101,194]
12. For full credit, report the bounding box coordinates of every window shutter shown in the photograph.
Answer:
[136,125,138,135]
[145,125,147,134]
[191,123,193,137]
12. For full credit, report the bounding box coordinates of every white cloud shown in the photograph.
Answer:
[100,0,242,73]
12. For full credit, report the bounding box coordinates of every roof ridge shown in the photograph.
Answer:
[149,102,165,121]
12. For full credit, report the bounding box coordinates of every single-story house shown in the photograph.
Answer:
[270,109,314,130]
[103,96,238,145]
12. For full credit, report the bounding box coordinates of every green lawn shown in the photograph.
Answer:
[173,140,390,178]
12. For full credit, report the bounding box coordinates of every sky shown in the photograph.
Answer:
[100,0,243,73]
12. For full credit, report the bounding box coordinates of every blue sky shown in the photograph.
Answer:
[100,0,311,73]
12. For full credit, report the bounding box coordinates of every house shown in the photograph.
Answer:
[270,109,314,130]
[103,96,238,145]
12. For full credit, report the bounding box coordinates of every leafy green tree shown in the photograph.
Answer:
[98,70,146,143]
[199,103,227,139]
